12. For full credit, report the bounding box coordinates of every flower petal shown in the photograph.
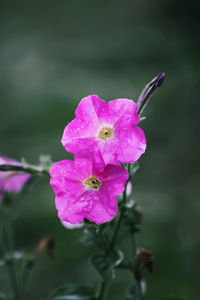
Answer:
[75,95,102,127]
[56,194,87,224]
[114,125,146,163]
[4,174,30,193]
[100,137,119,165]
[62,119,99,152]
[101,164,129,196]
[84,190,118,224]
[107,98,139,126]
[50,159,92,183]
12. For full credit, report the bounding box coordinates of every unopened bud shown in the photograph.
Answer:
[137,72,165,116]
[134,248,153,280]
[34,237,55,259]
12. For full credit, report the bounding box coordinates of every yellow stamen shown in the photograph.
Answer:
[98,127,113,140]
[83,176,102,190]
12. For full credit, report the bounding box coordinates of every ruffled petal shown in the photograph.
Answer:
[62,118,99,152]
[50,159,92,183]
[100,137,119,165]
[74,148,105,175]
[101,164,129,196]
[75,95,102,128]
[56,193,87,224]
[0,156,31,196]
[62,95,105,152]
[106,98,139,126]
[49,160,86,209]
[84,190,118,224]
[63,137,97,154]
[115,125,146,163]
[4,174,30,193]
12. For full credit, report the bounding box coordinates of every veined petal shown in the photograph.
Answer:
[84,190,118,224]
[4,174,30,192]
[61,96,145,165]
[101,164,129,196]
[107,98,139,126]
[56,194,87,224]
[75,95,101,127]
[62,118,99,151]
[115,125,146,163]
[100,137,119,165]
[0,156,31,197]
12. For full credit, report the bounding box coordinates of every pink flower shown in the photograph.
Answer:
[0,156,31,200]
[62,95,146,165]
[49,150,128,224]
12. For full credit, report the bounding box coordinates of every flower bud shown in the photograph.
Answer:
[34,237,55,259]
[134,248,153,280]
[137,72,165,116]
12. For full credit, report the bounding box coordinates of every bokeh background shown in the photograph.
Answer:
[0,0,199,299]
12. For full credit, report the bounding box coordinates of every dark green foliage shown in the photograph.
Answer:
[47,285,96,300]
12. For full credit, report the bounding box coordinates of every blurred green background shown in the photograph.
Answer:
[0,0,199,299]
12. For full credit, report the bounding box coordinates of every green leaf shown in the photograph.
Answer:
[91,254,114,281]
[79,225,107,250]
[47,285,96,300]
[0,293,7,300]
[124,205,143,233]
[163,297,185,300]
[129,162,139,177]
[91,250,124,281]
[125,283,138,299]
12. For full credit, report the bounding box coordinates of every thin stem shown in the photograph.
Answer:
[109,170,129,252]
[135,279,143,300]
[21,262,31,300]
[6,263,20,300]
[109,206,125,253]
[97,168,130,300]
[97,280,107,300]
[6,221,14,251]
[130,231,137,259]
[0,164,50,177]
[3,221,20,300]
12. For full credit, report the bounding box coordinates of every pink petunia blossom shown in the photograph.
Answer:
[0,156,31,200]
[49,150,128,224]
[62,95,146,165]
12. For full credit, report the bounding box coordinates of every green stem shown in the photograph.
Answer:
[109,166,129,252]
[130,231,137,259]
[0,164,50,177]
[97,166,130,300]
[3,221,20,300]
[97,280,107,300]
[6,263,20,300]
[109,204,126,253]
[135,279,143,300]
[21,262,31,300]
[6,221,14,251]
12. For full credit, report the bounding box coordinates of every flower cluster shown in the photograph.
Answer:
[50,95,146,224]
[0,156,31,200]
